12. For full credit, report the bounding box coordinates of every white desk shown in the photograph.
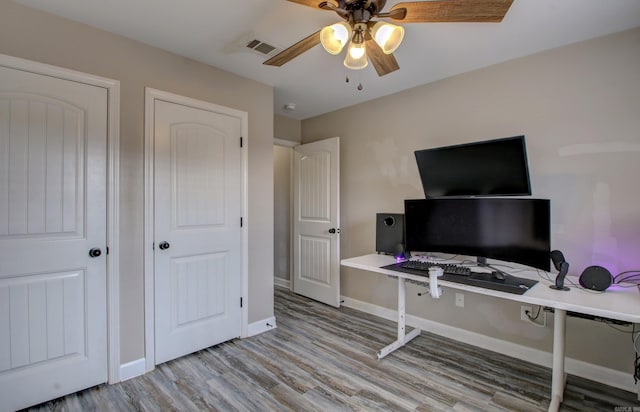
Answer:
[341,253,640,412]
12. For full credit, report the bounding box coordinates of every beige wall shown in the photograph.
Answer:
[0,2,274,363]
[303,28,640,376]
[274,114,301,143]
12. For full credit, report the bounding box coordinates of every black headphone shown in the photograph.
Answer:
[549,250,570,291]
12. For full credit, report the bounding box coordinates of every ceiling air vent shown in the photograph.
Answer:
[246,39,282,58]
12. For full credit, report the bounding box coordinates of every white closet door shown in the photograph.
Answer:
[153,98,243,364]
[0,65,108,411]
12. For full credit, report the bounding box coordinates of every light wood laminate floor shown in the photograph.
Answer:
[23,287,640,411]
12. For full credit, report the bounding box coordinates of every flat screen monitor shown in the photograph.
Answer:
[404,198,550,271]
[414,135,531,197]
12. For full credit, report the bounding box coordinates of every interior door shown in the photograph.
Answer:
[0,66,108,411]
[293,137,340,307]
[153,98,242,365]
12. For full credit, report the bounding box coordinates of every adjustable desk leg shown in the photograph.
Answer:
[377,276,421,359]
[548,308,567,412]
[637,323,640,402]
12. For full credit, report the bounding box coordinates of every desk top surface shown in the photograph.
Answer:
[341,253,640,323]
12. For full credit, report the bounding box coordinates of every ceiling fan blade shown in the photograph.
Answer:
[287,0,339,10]
[390,0,513,23]
[365,37,399,76]
[263,31,321,67]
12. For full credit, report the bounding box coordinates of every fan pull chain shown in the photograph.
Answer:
[345,72,363,91]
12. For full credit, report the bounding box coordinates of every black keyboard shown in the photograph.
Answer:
[401,260,471,276]
[383,261,539,295]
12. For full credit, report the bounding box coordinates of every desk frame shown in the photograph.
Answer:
[550,309,567,411]
[377,277,421,359]
[341,254,640,412]
[378,273,568,410]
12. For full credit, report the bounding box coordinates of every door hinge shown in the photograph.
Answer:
[240,297,243,308]
[240,217,243,227]
[106,246,109,255]
[152,242,155,250]
[240,137,243,148]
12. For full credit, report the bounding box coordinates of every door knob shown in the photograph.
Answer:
[158,241,170,250]
[88,248,102,258]
[328,228,340,234]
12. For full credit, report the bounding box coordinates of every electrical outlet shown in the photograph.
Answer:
[455,293,464,308]
[521,305,532,321]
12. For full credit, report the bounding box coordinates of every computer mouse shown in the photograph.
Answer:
[491,271,505,281]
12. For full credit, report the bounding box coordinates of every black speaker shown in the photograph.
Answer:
[376,213,405,256]
[579,265,613,291]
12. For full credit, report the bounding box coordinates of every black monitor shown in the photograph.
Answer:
[404,198,550,271]
[414,135,531,197]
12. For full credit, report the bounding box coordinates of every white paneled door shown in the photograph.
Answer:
[0,67,108,411]
[293,137,340,307]
[153,98,243,364]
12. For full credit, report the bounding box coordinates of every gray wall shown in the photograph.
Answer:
[273,116,300,285]
[302,28,640,376]
[273,146,292,283]
[0,1,275,364]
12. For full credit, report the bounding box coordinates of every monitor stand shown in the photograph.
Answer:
[477,257,510,281]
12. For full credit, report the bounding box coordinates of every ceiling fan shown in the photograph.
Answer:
[264,0,514,76]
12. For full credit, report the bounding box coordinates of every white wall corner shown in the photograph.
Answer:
[119,358,147,382]
[247,316,277,337]
[341,295,637,394]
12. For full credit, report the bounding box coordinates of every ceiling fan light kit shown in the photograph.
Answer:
[322,20,404,68]
[266,0,514,77]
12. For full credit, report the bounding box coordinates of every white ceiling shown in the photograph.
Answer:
[12,0,640,120]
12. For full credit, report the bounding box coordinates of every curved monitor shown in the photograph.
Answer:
[404,198,550,271]
[415,135,531,197]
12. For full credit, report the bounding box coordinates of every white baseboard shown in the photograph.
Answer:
[118,318,278,382]
[119,358,146,382]
[247,316,277,337]
[341,295,637,393]
[274,277,291,289]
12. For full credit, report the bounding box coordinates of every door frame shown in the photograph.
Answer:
[273,138,298,291]
[0,54,121,383]
[143,88,249,373]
